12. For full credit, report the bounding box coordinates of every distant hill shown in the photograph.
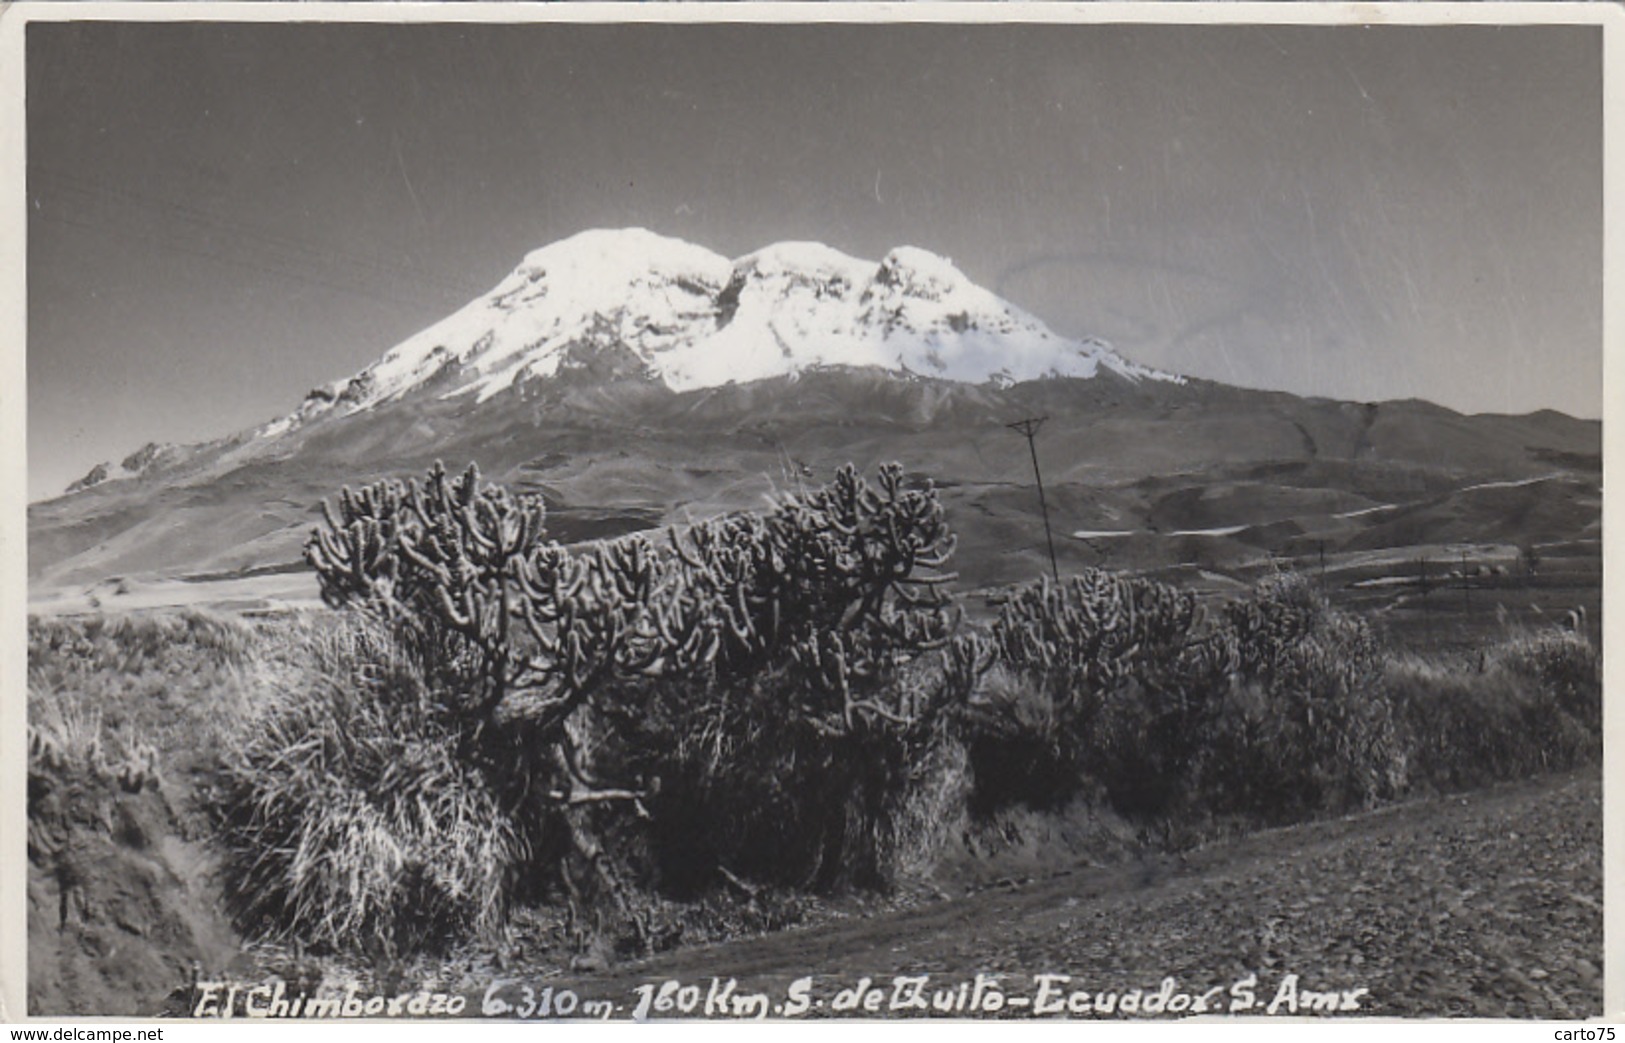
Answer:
[29,229,1600,601]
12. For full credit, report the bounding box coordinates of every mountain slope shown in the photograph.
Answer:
[29,230,1600,604]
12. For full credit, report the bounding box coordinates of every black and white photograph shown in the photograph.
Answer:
[6,4,1613,1025]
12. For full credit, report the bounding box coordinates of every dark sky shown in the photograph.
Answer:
[26,19,1603,500]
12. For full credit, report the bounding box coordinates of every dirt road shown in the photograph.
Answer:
[571,770,1603,1019]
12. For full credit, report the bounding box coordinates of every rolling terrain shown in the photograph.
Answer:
[28,232,1600,637]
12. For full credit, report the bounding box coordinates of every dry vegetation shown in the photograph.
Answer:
[25,461,1603,1015]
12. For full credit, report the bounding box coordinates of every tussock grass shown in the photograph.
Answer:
[27,691,161,796]
[28,609,258,769]
[1390,628,1600,791]
[884,726,974,882]
[215,614,527,955]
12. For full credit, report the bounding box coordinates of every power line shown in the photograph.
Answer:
[1006,416,1060,582]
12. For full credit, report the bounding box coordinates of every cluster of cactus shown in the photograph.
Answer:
[308,461,959,737]
[307,461,689,948]
[980,569,1209,814]
[1185,573,1405,819]
[1217,571,1323,675]
[973,566,1411,821]
[660,462,959,733]
[993,568,1200,699]
[304,459,964,927]
[606,461,963,893]
[1213,574,1388,740]
[307,463,663,735]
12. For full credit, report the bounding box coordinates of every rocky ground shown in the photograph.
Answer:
[567,769,1604,1019]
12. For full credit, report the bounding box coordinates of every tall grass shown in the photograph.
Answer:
[214,615,526,955]
[28,651,165,892]
[28,693,161,797]
[1389,628,1600,791]
[28,609,255,857]
[28,609,257,773]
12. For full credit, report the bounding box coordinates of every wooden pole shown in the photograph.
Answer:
[1007,417,1059,582]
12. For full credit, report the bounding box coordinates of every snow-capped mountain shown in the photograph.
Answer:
[34,227,1598,597]
[263,228,1175,437]
[63,228,1178,496]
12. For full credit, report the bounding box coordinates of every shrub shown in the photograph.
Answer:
[1390,628,1600,791]
[1191,573,1405,823]
[976,569,1208,817]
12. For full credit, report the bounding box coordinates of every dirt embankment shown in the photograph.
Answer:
[28,781,247,1016]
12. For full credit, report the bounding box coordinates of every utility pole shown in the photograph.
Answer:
[1007,416,1060,581]
[1418,555,1432,648]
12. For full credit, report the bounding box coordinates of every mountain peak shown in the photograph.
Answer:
[873,245,969,295]
[273,230,1179,433]
[64,441,179,494]
[515,227,732,285]
[734,239,869,280]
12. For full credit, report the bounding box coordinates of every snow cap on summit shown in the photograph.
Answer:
[734,240,872,280]
[282,228,1178,426]
[515,227,733,286]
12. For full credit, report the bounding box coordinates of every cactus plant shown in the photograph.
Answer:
[304,459,968,933]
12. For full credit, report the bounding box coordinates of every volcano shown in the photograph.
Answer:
[29,229,1600,610]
